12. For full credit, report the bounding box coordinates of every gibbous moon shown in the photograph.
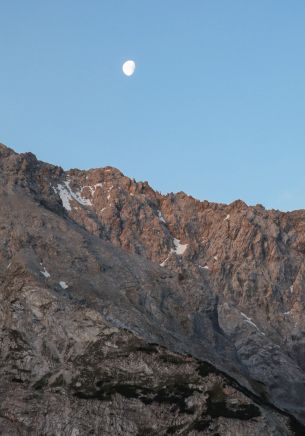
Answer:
[122,60,136,76]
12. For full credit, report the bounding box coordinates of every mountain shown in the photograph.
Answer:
[0,143,304,435]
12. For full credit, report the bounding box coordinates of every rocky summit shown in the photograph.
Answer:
[1,143,305,435]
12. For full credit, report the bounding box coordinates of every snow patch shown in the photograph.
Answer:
[240,312,265,336]
[171,238,188,255]
[94,182,103,190]
[53,184,72,211]
[198,265,209,270]
[224,214,230,221]
[290,285,294,293]
[106,186,113,200]
[81,183,103,196]
[65,181,92,206]
[54,180,92,211]
[40,267,50,278]
[59,281,68,290]
[160,256,170,267]
[158,210,166,223]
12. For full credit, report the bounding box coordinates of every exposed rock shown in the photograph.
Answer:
[0,143,305,434]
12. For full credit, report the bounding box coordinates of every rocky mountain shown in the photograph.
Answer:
[0,143,305,435]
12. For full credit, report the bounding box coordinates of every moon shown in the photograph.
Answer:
[122,60,136,77]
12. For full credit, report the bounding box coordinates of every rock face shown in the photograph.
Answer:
[0,143,305,435]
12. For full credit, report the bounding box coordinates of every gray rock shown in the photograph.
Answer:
[0,143,304,434]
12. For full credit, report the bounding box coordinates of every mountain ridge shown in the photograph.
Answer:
[1,142,305,435]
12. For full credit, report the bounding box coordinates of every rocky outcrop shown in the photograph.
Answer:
[1,277,291,435]
[0,143,305,434]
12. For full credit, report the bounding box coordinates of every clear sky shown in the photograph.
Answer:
[1,1,305,211]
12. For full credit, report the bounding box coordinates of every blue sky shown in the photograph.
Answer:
[1,1,305,211]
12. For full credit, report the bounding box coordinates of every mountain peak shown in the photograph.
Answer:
[0,142,17,156]
[0,143,305,434]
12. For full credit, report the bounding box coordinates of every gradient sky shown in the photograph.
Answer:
[1,1,305,211]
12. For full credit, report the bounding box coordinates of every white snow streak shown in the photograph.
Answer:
[54,183,72,211]
[160,256,170,267]
[106,185,114,201]
[240,312,265,336]
[59,281,68,289]
[53,180,92,211]
[171,238,188,255]
[94,182,103,190]
[160,237,188,266]
[157,210,166,223]
[65,181,92,206]
[40,267,50,278]
[81,183,103,195]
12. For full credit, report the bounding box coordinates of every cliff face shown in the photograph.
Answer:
[0,143,305,435]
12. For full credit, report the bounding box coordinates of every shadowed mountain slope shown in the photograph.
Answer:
[1,143,305,435]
